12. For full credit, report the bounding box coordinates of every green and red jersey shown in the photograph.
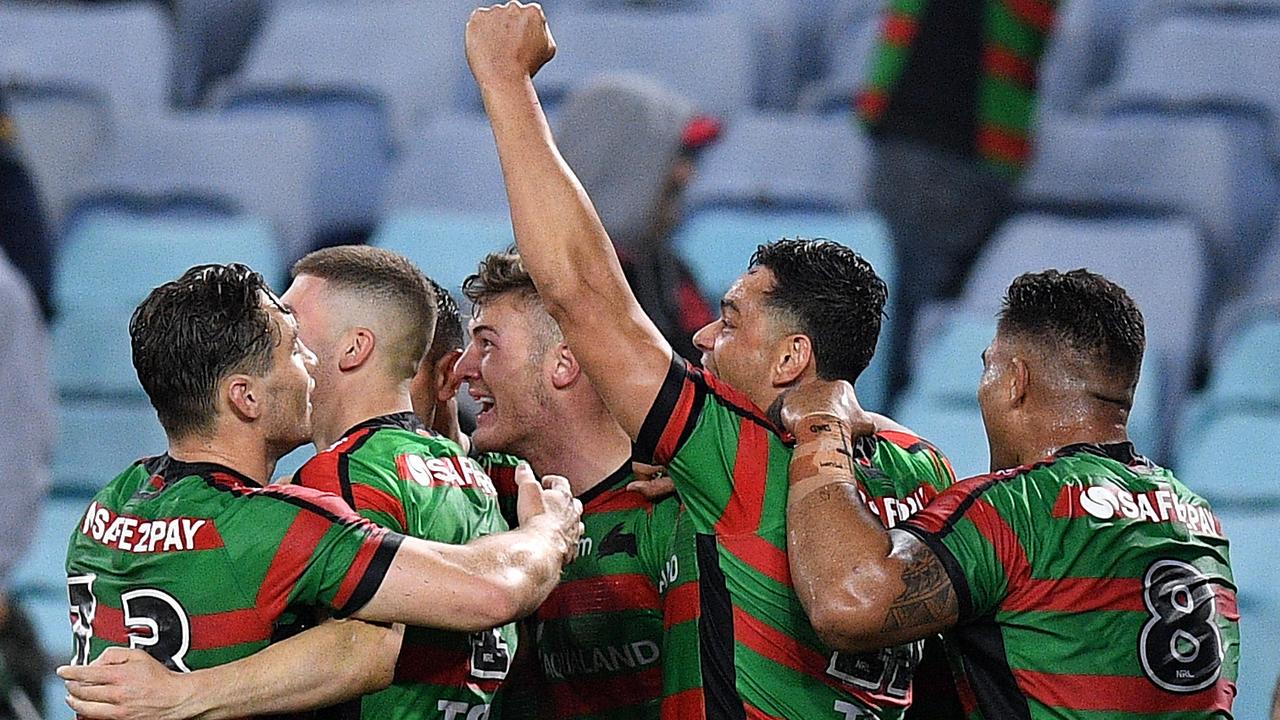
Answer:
[635,358,955,719]
[295,412,516,720]
[900,442,1239,719]
[64,455,399,672]
[480,455,679,720]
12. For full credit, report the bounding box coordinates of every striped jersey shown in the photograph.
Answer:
[900,442,1239,719]
[480,455,679,720]
[635,358,956,719]
[294,412,516,720]
[64,454,399,673]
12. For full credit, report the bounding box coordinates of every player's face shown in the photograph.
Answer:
[692,267,783,409]
[279,275,342,432]
[455,295,552,456]
[259,299,318,457]
[977,332,1017,471]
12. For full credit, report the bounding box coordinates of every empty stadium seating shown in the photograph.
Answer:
[371,210,516,295]
[1214,505,1280,720]
[385,114,508,214]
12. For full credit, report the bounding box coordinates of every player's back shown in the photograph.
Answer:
[65,454,396,672]
[294,413,515,720]
[902,442,1238,719]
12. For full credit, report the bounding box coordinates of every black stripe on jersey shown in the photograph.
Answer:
[945,616,1033,720]
[333,532,404,620]
[916,474,1009,542]
[696,532,746,720]
[337,428,379,511]
[635,356,706,463]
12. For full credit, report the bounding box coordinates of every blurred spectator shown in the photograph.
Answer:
[0,254,54,720]
[858,0,1058,401]
[555,75,719,363]
[0,89,57,322]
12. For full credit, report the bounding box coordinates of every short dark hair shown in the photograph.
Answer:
[426,278,464,364]
[292,245,437,374]
[130,263,281,439]
[461,248,538,308]
[998,268,1145,389]
[749,238,887,384]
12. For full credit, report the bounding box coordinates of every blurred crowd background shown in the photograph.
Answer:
[0,0,1277,717]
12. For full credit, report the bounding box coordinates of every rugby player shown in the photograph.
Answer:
[465,5,954,718]
[410,279,466,438]
[59,263,582,718]
[457,250,679,719]
[778,269,1239,718]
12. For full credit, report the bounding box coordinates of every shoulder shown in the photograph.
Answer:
[246,482,366,525]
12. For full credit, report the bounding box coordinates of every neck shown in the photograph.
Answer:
[1016,413,1131,468]
[168,429,275,486]
[314,377,415,449]
[517,404,632,497]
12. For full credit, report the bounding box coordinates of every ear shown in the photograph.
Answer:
[1008,355,1030,408]
[772,334,813,387]
[337,328,376,372]
[549,342,581,390]
[225,374,262,422]
[434,348,465,403]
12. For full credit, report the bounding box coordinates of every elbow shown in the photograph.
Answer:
[465,575,533,631]
[806,596,887,655]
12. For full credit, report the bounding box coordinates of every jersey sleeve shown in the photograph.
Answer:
[633,356,786,527]
[246,484,404,620]
[897,474,1022,621]
[294,439,408,534]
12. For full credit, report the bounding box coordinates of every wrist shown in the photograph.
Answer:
[475,71,534,99]
[181,669,221,720]
[790,413,851,444]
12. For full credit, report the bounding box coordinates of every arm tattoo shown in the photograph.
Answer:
[881,546,957,633]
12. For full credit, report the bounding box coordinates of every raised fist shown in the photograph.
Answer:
[466,2,557,87]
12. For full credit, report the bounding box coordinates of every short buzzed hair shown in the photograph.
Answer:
[998,268,1146,396]
[426,278,464,365]
[292,245,437,377]
[462,249,562,350]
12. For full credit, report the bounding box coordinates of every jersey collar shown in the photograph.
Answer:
[146,454,264,490]
[340,411,425,440]
[1054,441,1149,467]
[576,461,634,506]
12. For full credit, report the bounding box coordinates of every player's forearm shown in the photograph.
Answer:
[786,415,899,650]
[478,76,633,322]
[179,620,401,719]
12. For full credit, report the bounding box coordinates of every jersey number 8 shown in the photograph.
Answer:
[1139,559,1224,693]
[68,574,194,672]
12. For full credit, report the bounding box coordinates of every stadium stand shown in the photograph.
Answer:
[171,0,268,108]
[530,10,754,115]
[385,113,508,214]
[1035,0,1141,116]
[371,210,516,296]
[795,3,883,114]
[1213,506,1280,720]
[684,112,871,213]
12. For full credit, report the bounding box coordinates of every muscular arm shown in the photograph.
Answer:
[785,406,958,652]
[60,620,403,720]
[467,5,672,438]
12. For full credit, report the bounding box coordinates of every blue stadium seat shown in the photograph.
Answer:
[674,208,894,409]
[72,113,314,263]
[52,213,283,396]
[1203,319,1280,408]
[371,211,516,297]
[1091,19,1280,287]
[1214,506,1280,720]
[385,114,507,214]
[685,113,871,213]
[1138,0,1280,21]
[171,0,268,108]
[275,445,317,482]
[10,492,96,596]
[1036,0,1141,116]
[532,11,753,115]
[961,213,1204,460]
[796,5,882,114]
[0,2,171,114]
[1178,410,1280,503]
[53,400,167,492]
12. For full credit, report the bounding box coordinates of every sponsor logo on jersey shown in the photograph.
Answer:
[598,523,638,558]
[79,501,224,553]
[395,453,498,496]
[1054,483,1223,538]
[539,640,660,680]
[859,484,940,529]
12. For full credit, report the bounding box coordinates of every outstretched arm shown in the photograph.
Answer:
[355,466,582,630]
[781,381,959,652]
[465,2,673,438]
[59,620,403,720]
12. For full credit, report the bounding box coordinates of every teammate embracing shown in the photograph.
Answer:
[779,269,1239,719]
[465,5,954,718]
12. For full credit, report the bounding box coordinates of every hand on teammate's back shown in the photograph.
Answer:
[514,463,584,563]
[777,379,876,439]
[465,2,556,87]
[58,647,187,720]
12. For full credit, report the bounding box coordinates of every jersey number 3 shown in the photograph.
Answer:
[1139,559,1223,693]
[67,574,194,672]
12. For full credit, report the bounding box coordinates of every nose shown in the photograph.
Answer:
[455,340,481,380]
[692,320,718,353]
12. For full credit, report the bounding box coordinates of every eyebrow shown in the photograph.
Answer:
[720,299,739,314]
[470,322,497,336]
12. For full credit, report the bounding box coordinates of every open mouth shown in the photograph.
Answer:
[472,391,496,421]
